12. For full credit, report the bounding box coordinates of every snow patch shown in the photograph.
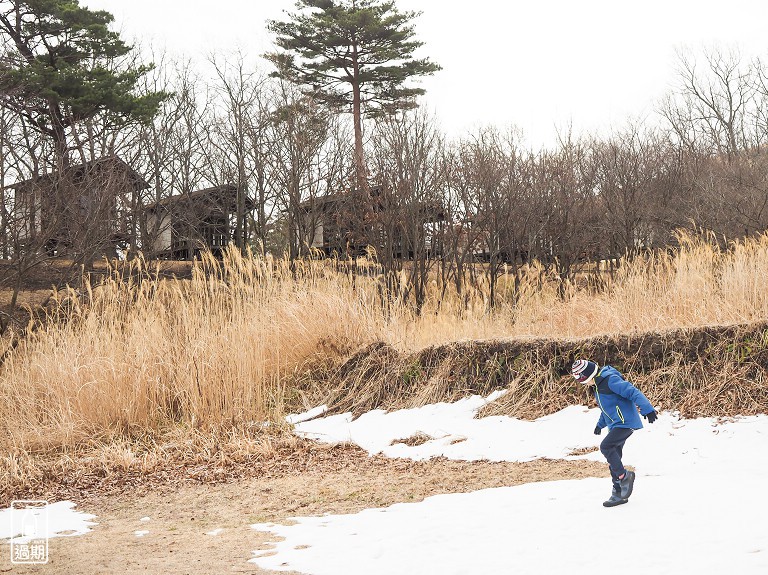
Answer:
[252,397,768,574]
[0,501,97,544]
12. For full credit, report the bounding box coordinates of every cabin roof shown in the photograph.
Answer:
[144,184,255,212]
[7,156,149,192]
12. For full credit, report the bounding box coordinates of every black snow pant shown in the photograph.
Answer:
[600,427,634,488]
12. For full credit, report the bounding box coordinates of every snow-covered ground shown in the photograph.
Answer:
[1,393,765,573]
[251,395,768,574]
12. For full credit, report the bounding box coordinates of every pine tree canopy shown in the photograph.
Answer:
[0,0,166,140]
[266,0,440,117]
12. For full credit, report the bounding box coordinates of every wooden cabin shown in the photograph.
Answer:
[144,184,252,260]
[299,187,445,259]
[9,156,148,257]
[298,191,361,256]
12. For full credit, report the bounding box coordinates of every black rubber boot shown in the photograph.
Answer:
[603,493,628,507]
[619,470,635,500]
[602,481,627,507]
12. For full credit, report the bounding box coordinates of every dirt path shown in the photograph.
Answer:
[1,447,606,574]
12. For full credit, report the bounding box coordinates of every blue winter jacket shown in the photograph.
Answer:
[593,365,655,431]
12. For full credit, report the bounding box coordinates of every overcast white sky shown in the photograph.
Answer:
[81,0,768,148]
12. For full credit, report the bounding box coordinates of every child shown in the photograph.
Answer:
[571,359,658,507]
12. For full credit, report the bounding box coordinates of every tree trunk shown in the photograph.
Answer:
[352,42,365,188]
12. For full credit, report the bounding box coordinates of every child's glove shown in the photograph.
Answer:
[644,410,658,424]
[594,425,602,435]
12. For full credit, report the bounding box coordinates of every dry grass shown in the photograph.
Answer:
[307,231,768,349]
[319,323,768,420]
[0,252,387,454]
[471,232,768,339]
[0,428,328,506]
[2,232,768,493]
[390,432,433,447]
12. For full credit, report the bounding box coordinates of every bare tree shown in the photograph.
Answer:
[536,134,601,295]
[592,125,666,257]
[450,127,538,308]
[661,48,756,161]
[0,105,12,258]
[270,82,337,260]
[209,54,263,254]
[658,48,768,239]
[135,60,214,258]
[439,146,475,303]
[371,110,446,313]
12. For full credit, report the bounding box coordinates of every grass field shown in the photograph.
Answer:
[2,232,768,499]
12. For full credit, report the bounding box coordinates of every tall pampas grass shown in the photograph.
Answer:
[3,231,768,457]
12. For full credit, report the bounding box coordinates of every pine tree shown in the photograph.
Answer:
[266,0,440,186]
[0,0,166,165]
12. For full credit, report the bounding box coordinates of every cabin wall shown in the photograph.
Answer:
[147,212,172,254]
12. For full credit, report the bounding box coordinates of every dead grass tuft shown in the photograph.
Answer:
[0,427,347,506]
[567,447,600,456]
[390,432,433,447]
[317,321,768,420]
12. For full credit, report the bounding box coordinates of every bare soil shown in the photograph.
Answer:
[0,445,606,575]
